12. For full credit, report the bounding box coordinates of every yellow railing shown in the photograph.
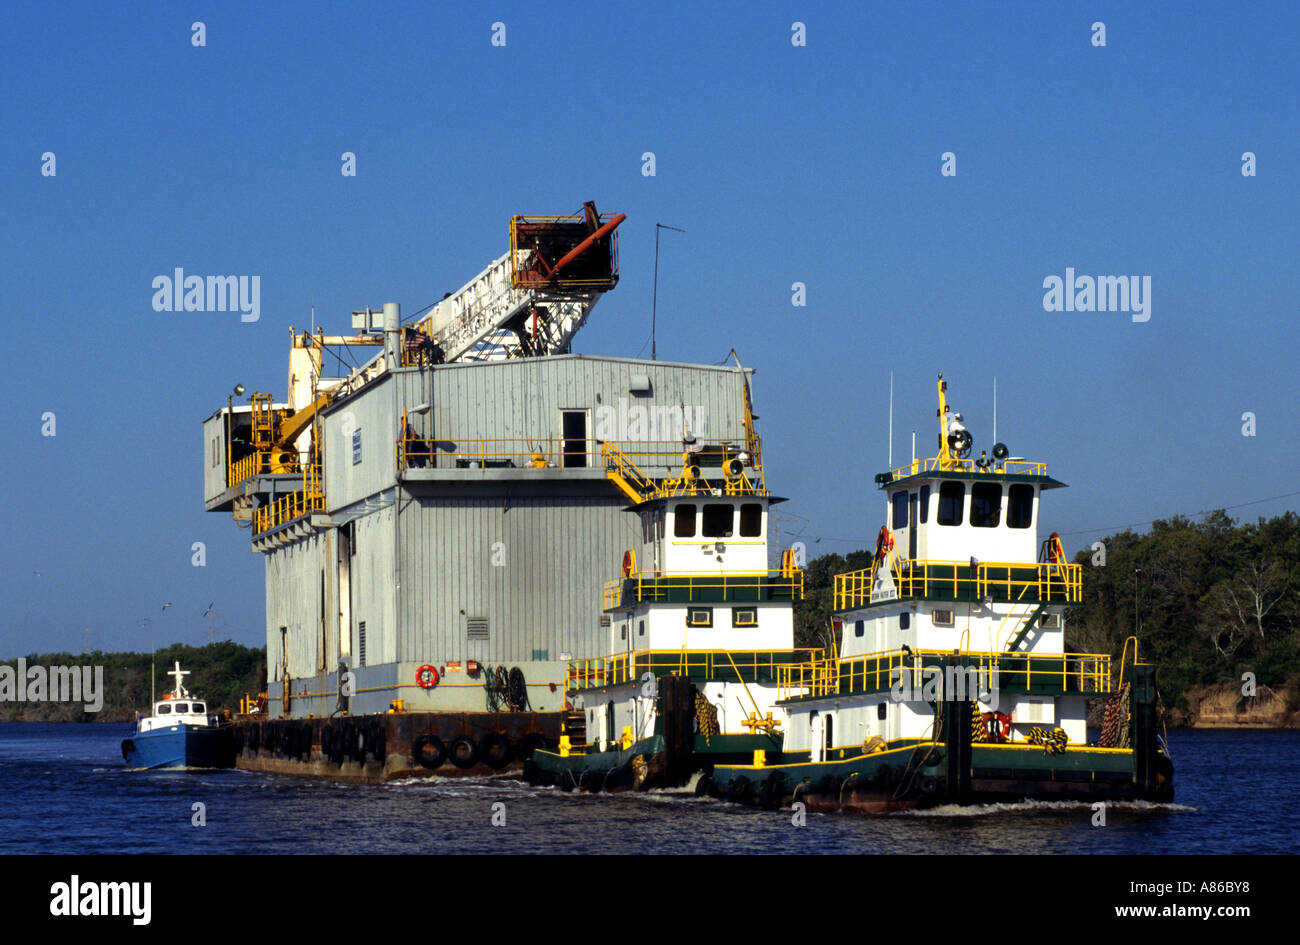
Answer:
[834,558,1081,609]
[604,569,805,609]
[776,648,1112,702]
[566,648,822,693]
[396,436,602,471]
[886,454,1048,479]
[601,441,767,502]
[394,435,766,495]
[227,450,302,487]
[252,464,324,534]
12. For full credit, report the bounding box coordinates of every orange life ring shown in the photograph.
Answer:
[874,526,894,560]
[416,664,440,690]
[981,711,1012,743]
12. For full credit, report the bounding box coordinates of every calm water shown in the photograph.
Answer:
[1,724,1296,854]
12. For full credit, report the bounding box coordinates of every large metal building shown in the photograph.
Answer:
[204,345,757,718]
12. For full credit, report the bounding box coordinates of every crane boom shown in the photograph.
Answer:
[412,202,624,363]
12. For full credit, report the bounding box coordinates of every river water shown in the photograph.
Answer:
[1,724,1295,854]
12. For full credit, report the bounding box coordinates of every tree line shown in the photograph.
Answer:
[0,641,265,722]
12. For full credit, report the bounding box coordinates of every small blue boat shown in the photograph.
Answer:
[121,661,235,769]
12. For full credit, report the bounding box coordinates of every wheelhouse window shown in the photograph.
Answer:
[891,491,908,529]
[157,704,172,715]
[191,703,205,714]
[702,504,733,538]
[937,482,965,525]
[1008,484,1034,529]
[173,703,189,713]
[739,503,763,537]
[687,607,713,628]
[971,483,1002,528]
[919,485,930,524]
[674,504,697,537]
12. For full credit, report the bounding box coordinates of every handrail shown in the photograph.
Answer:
[601,440,768,502]
[777,647,1112,702]
[834,558,1082,609]
[605,568,805,608]
[885,454,1048,480]
[566,648,823,692]
[227,450,303,488]
[252,463,324,535]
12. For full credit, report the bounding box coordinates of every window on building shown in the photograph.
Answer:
[732,608,758,627]
[702,504,733,538]
[1008,484,1034,529]
[674,504,697,537]
[739,503,762,537]
[938,482,965,526]
[892,491,908,529]
[971,482,1002,528]
[351,429,362,465]
[919,485,930,524]
[686,607,713,628]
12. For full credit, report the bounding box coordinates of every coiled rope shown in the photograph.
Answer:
[1026,725,1069,754]
[1098,682,1131,748]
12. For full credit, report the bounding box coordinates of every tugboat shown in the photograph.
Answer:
[121,662,236,769]
[707,374,1173,812]
[524,402,815,792]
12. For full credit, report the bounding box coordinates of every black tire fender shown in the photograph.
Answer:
[480,732,513,769]
[412,733,446,770]
[448,734,478,770]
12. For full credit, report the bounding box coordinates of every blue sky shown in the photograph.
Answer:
[2,1,1297,655]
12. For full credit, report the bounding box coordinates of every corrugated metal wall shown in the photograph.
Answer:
[264,532,326,680]
[262,354,752,708]
[202,413,228,502]
[323,374,398,510]
[395,354,750,448]
[397,492,640,665]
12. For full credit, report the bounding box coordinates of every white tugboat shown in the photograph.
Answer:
[525,394,815,792]
[121,662,235,769]
[708,374,1173,811]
